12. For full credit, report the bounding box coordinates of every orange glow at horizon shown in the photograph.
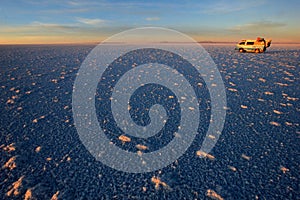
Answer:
[0,35,106,44]
[1,32,300,45]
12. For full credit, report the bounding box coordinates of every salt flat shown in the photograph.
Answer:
[0,44,299,199]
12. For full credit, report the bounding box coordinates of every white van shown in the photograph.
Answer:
[236,37,272,53]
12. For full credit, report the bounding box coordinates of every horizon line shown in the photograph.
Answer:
[1,41,300,45]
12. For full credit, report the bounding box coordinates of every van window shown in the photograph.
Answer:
[239,42,245,45]
[246,42,254,45]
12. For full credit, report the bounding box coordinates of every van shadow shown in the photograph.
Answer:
[263,49,299,54]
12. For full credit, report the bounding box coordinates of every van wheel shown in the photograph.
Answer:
[255,49,260,53]
[239,48,244,53]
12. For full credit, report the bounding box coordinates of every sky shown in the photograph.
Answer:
[0,0,299,44]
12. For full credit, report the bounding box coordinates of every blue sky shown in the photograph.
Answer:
[0,0,299,44]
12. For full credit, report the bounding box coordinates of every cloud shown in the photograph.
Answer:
[30,21,77,29]
[40,8,90,14]
[145,17,160,21]
[204,0,266,14]
[0,21,84,38]
[67,0,82,6]
[76,17,108,26]
[228,21,286,32]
